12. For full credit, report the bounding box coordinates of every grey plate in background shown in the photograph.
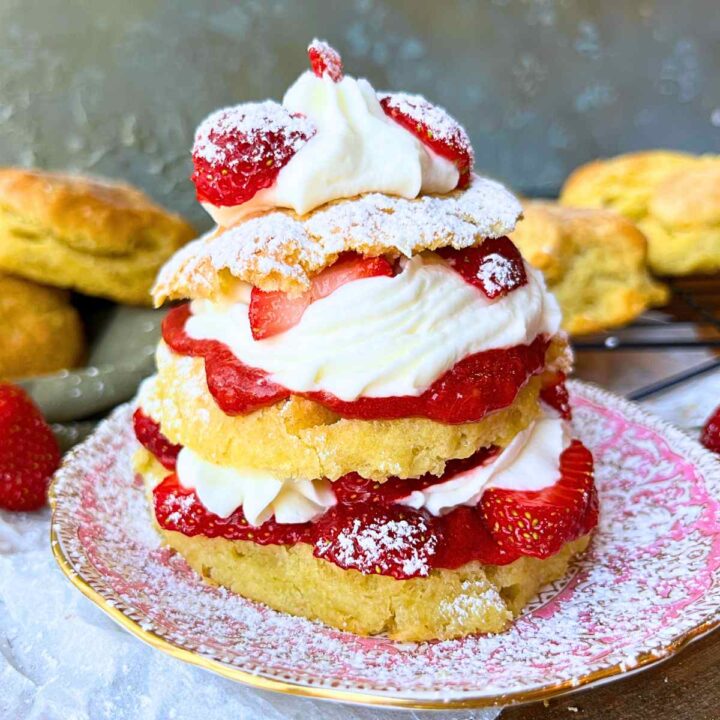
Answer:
[17,302,164,449]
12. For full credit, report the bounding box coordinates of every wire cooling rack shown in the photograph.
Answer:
[573,276,720,403]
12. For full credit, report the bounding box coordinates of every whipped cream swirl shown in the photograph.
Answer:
[204,71,459,225]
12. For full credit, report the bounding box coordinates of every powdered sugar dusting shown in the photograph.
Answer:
[439,581,505,624]
[477,252,522,296]
[315,516,437,578]
[152,175,522,302]
[379,91,474,165]
[193,101,314,168]
[51,383,720,705]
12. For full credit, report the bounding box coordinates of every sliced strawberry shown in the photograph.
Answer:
[307,39,343,81]
[333,446,500,506]
[191,101,316,207]
[480,440,595,559]
[540,371,572,420]
[577,481,599,537]
[154,475,312,545]
[313,504,438,579]
[378,92,474,188]
[438,237,527,300]
[249,253,393,340]
[435,506,521,567]
[132,409,182,471]
[162,304,290,414]
[701,405,720,454]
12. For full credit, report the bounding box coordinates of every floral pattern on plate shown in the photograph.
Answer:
[50,381,720,709]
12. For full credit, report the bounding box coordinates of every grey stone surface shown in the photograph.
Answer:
[0,0,718,230]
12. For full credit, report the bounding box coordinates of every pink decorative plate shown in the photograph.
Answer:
[50,381,720,710]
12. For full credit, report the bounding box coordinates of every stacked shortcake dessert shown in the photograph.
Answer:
[133,41,598,641]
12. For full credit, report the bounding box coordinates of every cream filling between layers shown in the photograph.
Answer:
[175,448,337,525]
[186,254,562,402]
[398,415,571,515]
[147,414,569,525]
[204,71,459,225]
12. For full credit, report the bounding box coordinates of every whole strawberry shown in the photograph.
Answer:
[0,383,60,511]
[701,404,720,454]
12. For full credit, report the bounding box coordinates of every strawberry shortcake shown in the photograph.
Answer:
[133,40,598,641]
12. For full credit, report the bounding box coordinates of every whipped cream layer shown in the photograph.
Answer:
[205,71,459,225]
[163,414,567,525]
[186,253,562,402]
[175,447,336,524]
[399,415,570,515]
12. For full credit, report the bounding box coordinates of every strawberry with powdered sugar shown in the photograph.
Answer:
[191,101,316,207]
[379,91,475,189]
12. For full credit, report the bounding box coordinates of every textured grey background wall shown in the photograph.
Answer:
[1,0,718,229]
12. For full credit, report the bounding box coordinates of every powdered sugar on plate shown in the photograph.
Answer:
[50,382,720,708]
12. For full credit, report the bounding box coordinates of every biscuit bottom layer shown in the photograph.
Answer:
[158,525,591,641]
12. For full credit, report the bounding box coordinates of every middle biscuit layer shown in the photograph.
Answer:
[145,343,544,481]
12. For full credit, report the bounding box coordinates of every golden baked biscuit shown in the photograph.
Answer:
[0,169,196,305]
[137,439,589,641]
[510,201,668,335]
[0,273,84,379]
[152,174,522,303]
[161,527,589,641]
[560,150,720,275]
[142,342,561,481]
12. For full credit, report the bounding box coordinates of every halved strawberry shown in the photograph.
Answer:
[132,409,182,471]
[191,101,316,207]
[378,92,474,188]
[313,504,438,579]
[249,253,393,340]
[701,405,720,454]
[307,39,343,81]
[438,237,527,300]
[540,371,572,420]
[480,440,595,559]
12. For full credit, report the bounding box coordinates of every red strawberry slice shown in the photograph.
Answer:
[333,446,500,506]
[313,503,439,579]
[191,101,316,207]
[701,405,720,454]
[540,371,572,420]
[307,39,343,81]
[438,237,527,300]
[0,383,60,511]
[435,506,521,567]
[132,409,182,471]
[249,252,394,340]
[162,304,290,414]
[378,92,474,188]
[480,440,595,559]
[154,475,312,545]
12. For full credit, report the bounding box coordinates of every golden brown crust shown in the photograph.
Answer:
[0,169,196,305]
[142,342,557,481]
[152,175,522,303]
[0,273,84,379]
[559,151,720,275]
[510,202,668,335]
